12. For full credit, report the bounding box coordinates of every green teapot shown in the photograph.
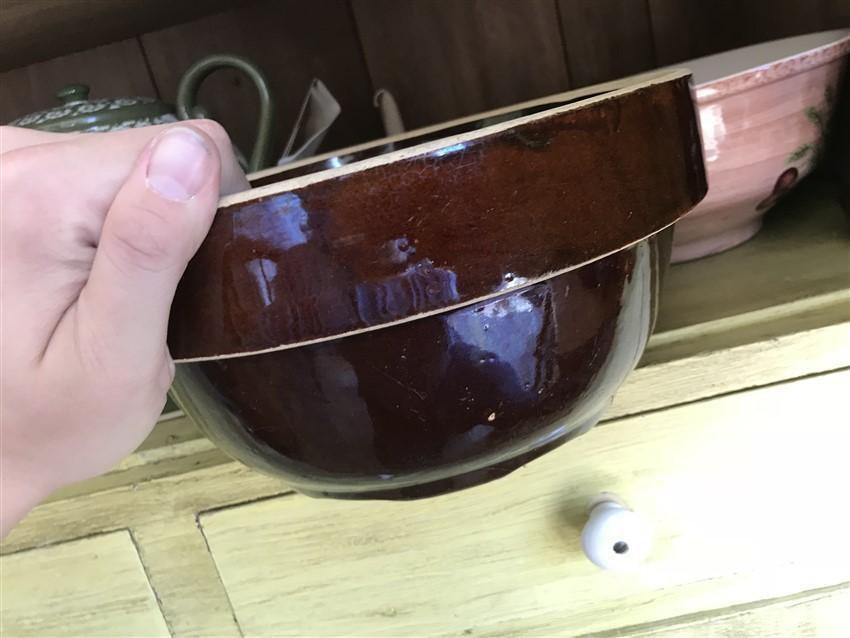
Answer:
[8,54,274,172]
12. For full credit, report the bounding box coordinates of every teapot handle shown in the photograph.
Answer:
[176,54,274,173]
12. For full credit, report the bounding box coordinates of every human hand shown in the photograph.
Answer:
[0,122,249,536]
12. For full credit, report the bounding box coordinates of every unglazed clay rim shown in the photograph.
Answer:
[232,68,693,207]
[693,30,850,103]
[174,68,700,364]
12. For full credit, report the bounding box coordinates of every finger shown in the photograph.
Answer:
[0,126,79,154]
[72,125,222,377]
[2,122,248,367]
[1,120,248,196]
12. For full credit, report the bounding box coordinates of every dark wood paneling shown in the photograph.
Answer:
[825,0,850,26]
[558,0,656,87]
[0,39,157,124]
[352,0,570,128]
[141,0,382,160]
[649,0,838,65]
[4,0,842,146]
[0,0,255,72]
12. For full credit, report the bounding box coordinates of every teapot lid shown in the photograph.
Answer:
[8,84,177,133]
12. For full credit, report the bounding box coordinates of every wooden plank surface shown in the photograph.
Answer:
[141,0,382,161]
[0,531,169,637]
[0,0,251,71]
[648,0,836,64]
[610,316,850,418]
[351,0,570,128]
[0,39,157,124]
[198,370,850,638]
[558,0,656,87]
[589,583,850,637]
[0,463,290,556]
[826,0,850,25]
[133,518,242,637]
[3,371,848,636]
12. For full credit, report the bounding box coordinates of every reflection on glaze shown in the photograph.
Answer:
[498,272,530,291]
[245,258,278,306]
[431,141,468,158]
[383,236,416,264]
[355,260,459,324]
[172,235,666,500]
[698,103,726,163]
[446,292,543,396]
[235,193,311,249]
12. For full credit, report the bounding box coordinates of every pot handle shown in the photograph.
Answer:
[176,54,274,172]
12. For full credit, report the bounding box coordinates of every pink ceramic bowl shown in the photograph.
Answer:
[672,29,850,263]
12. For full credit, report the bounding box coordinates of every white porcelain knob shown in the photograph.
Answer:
[581,494,651,570]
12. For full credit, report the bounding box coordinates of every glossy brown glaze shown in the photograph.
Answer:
[172,232,668,499]
[248,98,599,186]
[168,71,705,361]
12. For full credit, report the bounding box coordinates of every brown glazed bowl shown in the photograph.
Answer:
[169,69,706,499]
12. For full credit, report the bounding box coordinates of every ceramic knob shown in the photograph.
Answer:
[581,494,651,570]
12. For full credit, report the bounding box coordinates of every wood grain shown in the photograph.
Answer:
[1,463,290,555]
[0,39,157,124]
[199,370,850,637]
[45,436,227,505]
[610,316,850,418]
[133,518,241,637]
[351,0,570,128]
[0,531,169,637]
[141,0,382,162]
[648,0,837,64]
[826,0,850,25]
[589,583,850,637]
[0,0,252,71]
[558,0,656,86]
[4,372,848,636]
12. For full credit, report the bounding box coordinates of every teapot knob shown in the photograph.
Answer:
[581,493,652,570]
[56,84,90,104]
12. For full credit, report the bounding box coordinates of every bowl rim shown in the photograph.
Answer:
[691,29,850,103]
[225,68,693,208]
[171,68,705,363]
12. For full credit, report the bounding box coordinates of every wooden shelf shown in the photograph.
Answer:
[0,0,253,71]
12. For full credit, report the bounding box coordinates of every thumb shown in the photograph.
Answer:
[78,125,221,374]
